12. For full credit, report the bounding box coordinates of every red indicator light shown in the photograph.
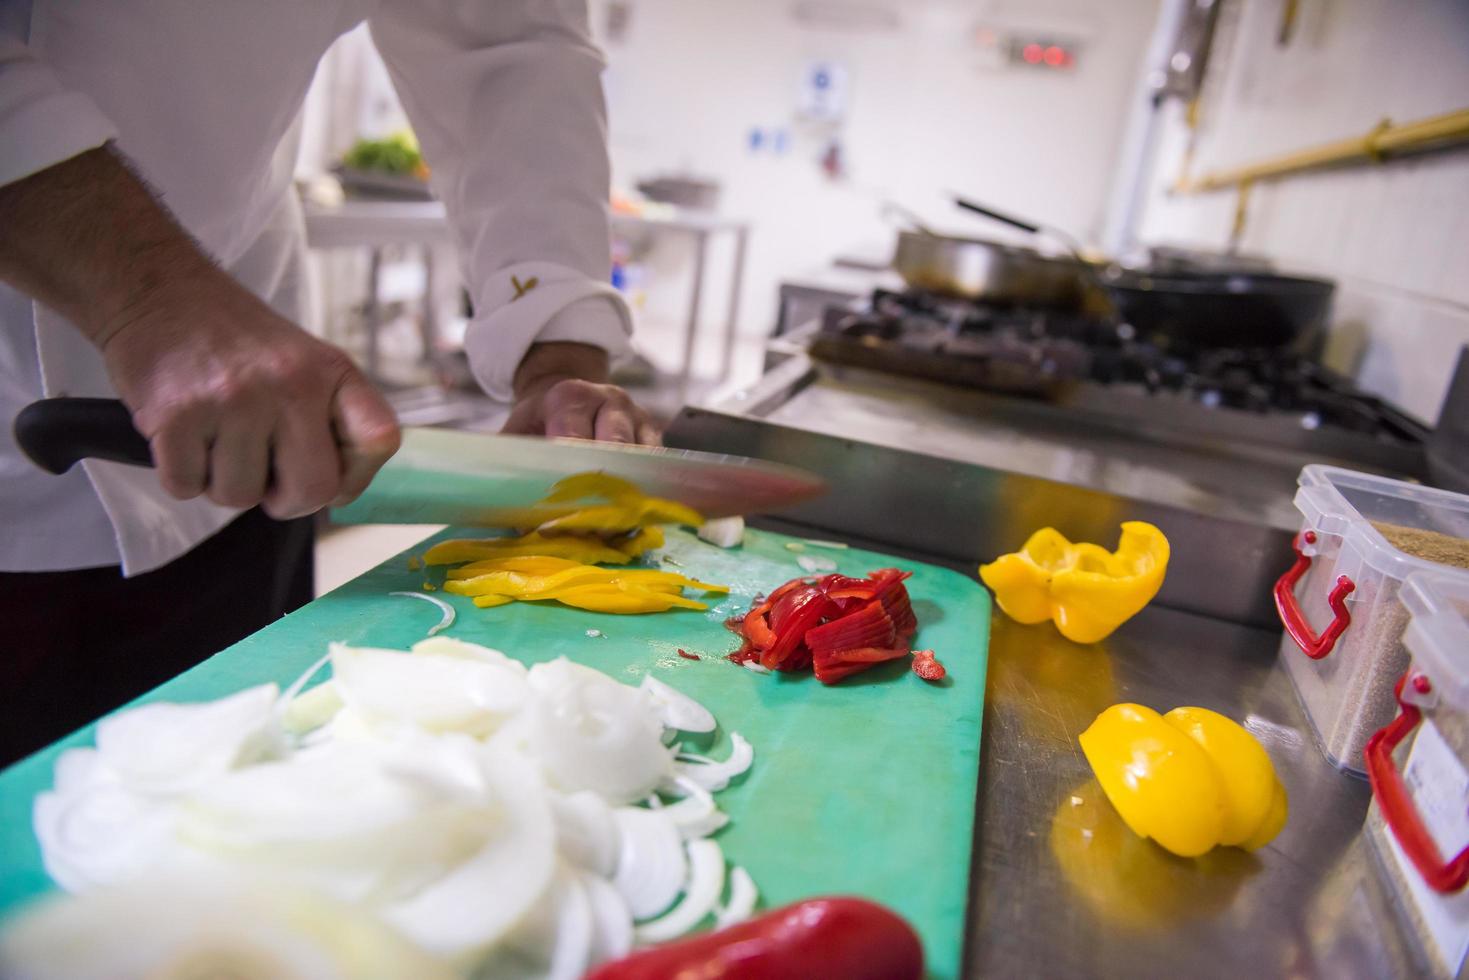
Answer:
[1022,43,1043,63]
[1044,45,1066,67]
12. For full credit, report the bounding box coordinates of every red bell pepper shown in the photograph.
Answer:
[584,896,924,980]
[725,568,939,686]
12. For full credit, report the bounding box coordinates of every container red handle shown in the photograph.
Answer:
[1274,530,1355,660]
[1365,671,1469,893]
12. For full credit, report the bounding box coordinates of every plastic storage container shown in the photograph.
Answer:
[1363,572,1469,979]
[1276,466,1469,774]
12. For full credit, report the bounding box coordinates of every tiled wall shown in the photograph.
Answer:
[1136,0,1469,423]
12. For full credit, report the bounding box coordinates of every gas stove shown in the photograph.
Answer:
[809,288,1429,450]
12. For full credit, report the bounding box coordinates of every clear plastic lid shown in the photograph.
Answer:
[1295,466,1469,582]
[1402,572,1469,712]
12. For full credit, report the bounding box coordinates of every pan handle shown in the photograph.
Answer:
[953,197,1041,235]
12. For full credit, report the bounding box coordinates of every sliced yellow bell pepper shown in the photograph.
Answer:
[1078,703,1287,858]
[444,557,726,614]
[423,532,643,567]
[535,498,704,535]
[978,521,1170,643]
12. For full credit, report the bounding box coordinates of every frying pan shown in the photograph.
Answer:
[951,195,1335,354]
[1102,268,1334,355]
[885,202,1088,310]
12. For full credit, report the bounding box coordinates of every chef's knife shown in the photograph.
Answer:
[13,397,827,526]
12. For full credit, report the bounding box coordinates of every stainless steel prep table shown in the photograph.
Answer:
[665,354,1429,978]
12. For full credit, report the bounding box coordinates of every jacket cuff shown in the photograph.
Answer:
[463,261,633,402]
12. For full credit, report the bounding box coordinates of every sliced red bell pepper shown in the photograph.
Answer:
[762,585,836,669]
[812,644,911,684]
[724,567,935,686]
[805,598,895,653]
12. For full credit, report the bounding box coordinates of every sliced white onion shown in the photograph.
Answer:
[796,554,838,574]
[697,516,745,548]
[280,682,343,735]
[390,590,456,636]
[330,642,529,737]
[410,637,526,676]
[94,684,281,796]
[26,640,760,977]
[278,652,331,710]
[551,791,619,877]
[659,779,729,840]
[633,839,726,944]
[639,675,716,734]
[542,866,595,980]
[611,807,687,921]
[176,740,482,898]
[674,733,754,793]
[583,870,634,965]
[526,659,673,805]
[715,866,758,927]
[380,751,557,958]
[0,872,456,980]
[33,785,178,893]
[51,749,114,797]
[740,661,771,675]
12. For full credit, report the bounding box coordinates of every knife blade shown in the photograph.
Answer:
[13,397,827,526]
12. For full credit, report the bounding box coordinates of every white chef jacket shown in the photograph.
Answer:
[0,0,633,576]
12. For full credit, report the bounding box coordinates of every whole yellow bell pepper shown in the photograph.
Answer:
[978,521,1170,643]
[1078,703,1288,858]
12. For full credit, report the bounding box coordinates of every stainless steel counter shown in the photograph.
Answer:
[666,357,1429,978]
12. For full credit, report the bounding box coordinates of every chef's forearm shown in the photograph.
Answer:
[512,341,611,402]
[0,144,213,347]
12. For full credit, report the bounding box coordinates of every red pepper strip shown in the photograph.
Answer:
[763,586,836,669]
[742,609,775,650]
[677,649,701,661]
[812,644,911,685]
[805,598,895,653]
[871,570,919,638]
[584,896,924,980]
[911,649,946,681]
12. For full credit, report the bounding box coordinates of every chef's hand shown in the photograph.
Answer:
[502,341,660,446]
[0,145,401,519]
[101,272,402,518]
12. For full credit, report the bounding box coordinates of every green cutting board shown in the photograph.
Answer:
[0,527,989,978]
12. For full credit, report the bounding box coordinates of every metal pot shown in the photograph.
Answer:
[1103,269,1335,354]
[891,230,1089,309]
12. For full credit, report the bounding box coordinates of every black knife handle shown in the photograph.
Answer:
[13,398,153,474]
[954,196,1042,235]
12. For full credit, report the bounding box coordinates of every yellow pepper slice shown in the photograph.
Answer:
[443,556,725,614]
[1078,703,1287,858]
[539,471,644,504]
[978,521,1170,643]
[535,498,703,535]
[423,533,642,567]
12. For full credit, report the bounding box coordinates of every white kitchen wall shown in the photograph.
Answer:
[594,0,1160,346]
[1135,0,1469,423]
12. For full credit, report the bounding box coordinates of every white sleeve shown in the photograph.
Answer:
[0,35,118,187]
[369,0,633,401]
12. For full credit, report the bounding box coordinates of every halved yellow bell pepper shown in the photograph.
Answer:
[978,521,1170,643]
[1078,703,1288,858]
